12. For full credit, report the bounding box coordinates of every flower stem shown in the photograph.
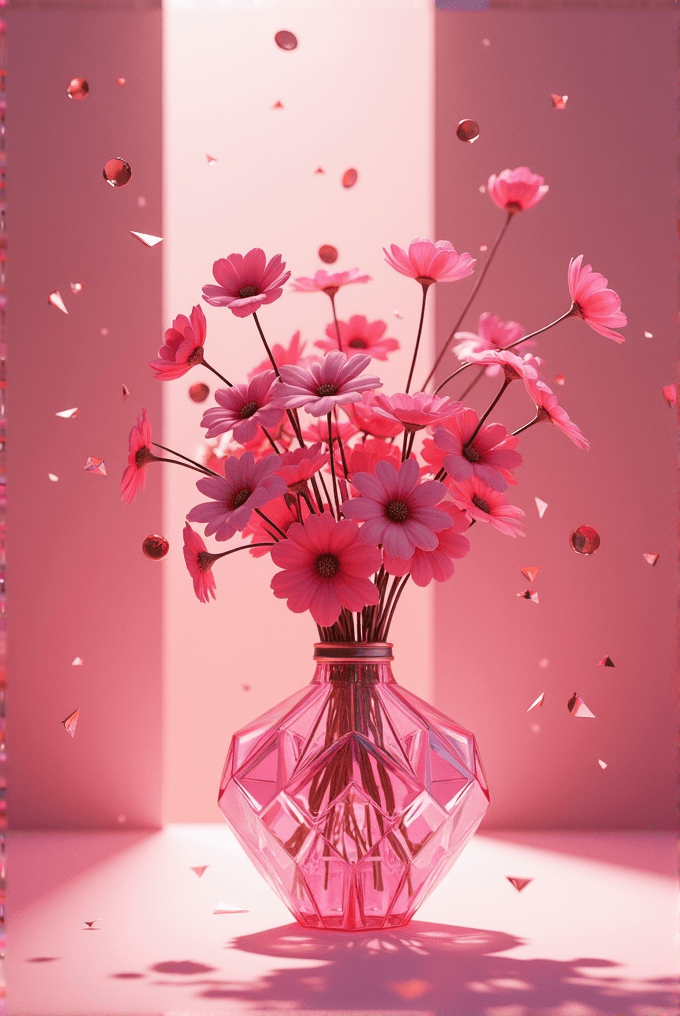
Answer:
[380,575,410,640]
[252,311,280,378]
[254,508,287,540]
[327,413,342,518]
[405,282,431,394]
[465,378,511,445]
[458,365,486,402]
[512,414,540,437]
[329,292,343,351]
[260,427,281,454]
[150,442,220,476]
[202,359,233,387]
[212,541,276,560]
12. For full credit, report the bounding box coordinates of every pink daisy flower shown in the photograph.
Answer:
[383,503,470,586]
[277,351,382,417]
[315,315,400,361]
[121,408,154,505]
[149,305,207,380]
[202,248,290,318]
[275,443,328,492]
[568,255,626,342]
[342,458,453,559]
[345,390,403,438]
[373,392,463,433]
[243,494,305,556]
[186,451,287,541]
[339,437,403,480]
[183,523,217,603]
[383,237,475,284]
[303,418,358,446]
[200,370,284,445]
[524,379,590,450]
[453,312,531,375]
[248,330,309,380]
[290,268,371,297]
[487,167,549,213]
[270,512,382,627]
[465,348,539,382]
[433,410,522,491]
[447,476,525,537]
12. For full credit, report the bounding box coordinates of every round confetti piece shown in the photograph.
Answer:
[569,525,600,556]
[275,30,297,50]
[342,168,358,188]
[142,534,169,560]
[456,119,479,143]
[189,382,210,403]
[103,158,132,188]
[67,77,89,100]
[318,245,338,264]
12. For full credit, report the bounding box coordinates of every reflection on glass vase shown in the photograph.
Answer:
[218,643,489,931]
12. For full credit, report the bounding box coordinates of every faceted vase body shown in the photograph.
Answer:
[218,643,490,931]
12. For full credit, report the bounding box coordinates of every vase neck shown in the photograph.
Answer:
[312,643,395,685]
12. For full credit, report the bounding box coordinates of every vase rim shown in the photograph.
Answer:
[313,642,394,662]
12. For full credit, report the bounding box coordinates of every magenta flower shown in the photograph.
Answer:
[453,312,531,375]
[383,237,475,284]
[342,437,403,480]
[278,351,382,417]
[202,248,290,318]
[270,512,382,626]
[315,315,400,361]
[186,451,287,541]
[243,494,304,556]
[568,255,626,342]
[200,370,284,445]
[290,268,371,296]
[465,348,539,383]
[183,523,217,603]
[373,392,462,433]
[383,503,470,586]
[345,391,403,438]
[121,408,153,505]
[275,443,328,492]
[342,458,453,559]
[524,379,590,450]
[248,330,308,379]
[433,410,522,492]
[447,476,525,537]
[149,305,207,380]
[487,167,549,212]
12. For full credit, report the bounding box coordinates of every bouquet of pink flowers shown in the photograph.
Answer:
[122,166,625,643]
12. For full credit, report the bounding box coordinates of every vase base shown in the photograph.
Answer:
[295,913,412,931]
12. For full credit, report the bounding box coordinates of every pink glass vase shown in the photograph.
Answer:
[218,643,490,931]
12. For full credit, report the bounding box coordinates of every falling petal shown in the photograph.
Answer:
[103,157,132,188]
[190,866,208,878]
[506,877,532,892]
[314,167,325,174]
[71,657,84,666]
[567,692,595,718]
[534,497,548,518]
[67,77,89,100]
[598,759,608,770]
[83,456,106,475]
[48,473,59,482]
[318,245,338,264]
[122,385,130,400]
[143,535,169,560]
[189,383,210,403]
[569,525,600,556]
[55,407,78,419]
[48,290,68,315]
[272,101,284,109]
[342,168,358,188]
[206,154,218,165]
[130,231,163,247]
[598,655,615,668]
[213,901,248,914]
[520,566,540,583]
[644,330,653,338]
[137,195,147,208]
[550,93,568,109]
[456,119,479,143]
[61,708,80,737]
[517,589,539,604]
[116,77,126,86]
[274,30,297,50]
[388,981,431,1000]
[527,692,544,712]
[555,374,565,385]
[662,384,676,406]
[643,552,659,566]
[70,282,84,294]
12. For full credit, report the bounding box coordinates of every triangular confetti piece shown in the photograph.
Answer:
[394,310,404,319]
[644,330,653,338]
[116,77,126,86]
[272,101,284,109]
[517,589,539,604]
[598,655,615,668]
[55,407,79,419]
[122,385,130,400]
[190,866,208,878]
[206,154,217,166]
[61,708,80,737]
[643,553,659,566]
[48,473,59,482]
[662,384,676,406]
[84,456,106,475]
[527,692,544,712]
[213,901,248,914]
[314,167,325,174]
[130,231,163,247]
[598,759,608,769]
[83,920,100,928]
[506,877,532,892]
[48,290,68,314]
[554,374,565,385]
[550,93,568,109]
[520,566,540,583]
[70,282,84,294]
[535,497,548,518]
[567,692,595,718]
[71,657,84,666]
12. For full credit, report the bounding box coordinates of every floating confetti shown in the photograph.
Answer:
[190,866,209,878]
[48,473,59,482]
[100,328,109,336]
[242,683,251,691]
[137,195,147,208]
[206,154,217,165]
[520,566,540,583]
[275,30,297,50]
[342,168,358,188]
[116,77,126,86]
[70,282,84,294]
[482,38,491,46]
[598,759,608,770]
[71,657,84,667]
[644,330,653,338]
[314,167,325,174]
[272,101,284,109]
[189,382,210,403]
[61,708,80,737]
[67,77,89,100]
[643,552,659,566]
[534,497,548,518]
[122,385,130,400]
[103,157,132,188]
[479,244,488,252]
[48,290,68,315]
[539,658,549,668]
[550,93,568,109]
[318,245,338,264]
[84,456,106,475]
[394,310,404,319]
[555,374,565,385]
[456,119,479,143]
[567,692,595,718]
[142,534,169,560]
[569,525,600,556]
[83,920,100,929]
[527,692,545,712]
[517,589,539,604]
[213,901,248,914]
[662,384,676,406]
[479,185,486,193]
[530,723,541,734]
[130,231,163,247]
[598,655,615,668]
[55,407,78,419]
[506,877,532,892]
[388,981,431,1000]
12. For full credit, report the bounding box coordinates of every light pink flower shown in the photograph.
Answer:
[202,248,290,318]
[373,392,463,433]
[186,451,287,541]
[340,437,403,480]
[248,331,309,380]
[270,512,382,626]
[315,315,400,361]
[433,410,522,492]
[465,348,539,382]
[200,370,284,445]
[453,312,531,375]
[243,494,305,556]
[487,167,549,212]
[275,443,328,492]
[447,476,525,537]
[342,458,453,559]
[149,305,207,380]
[290,268,371,296]
[383,237,475,284]
[278,351,382,417]
[524,379,590,449]
[303,418,358,446]
[121,408,153,505]
[383,503,470,586]
[345,390,403,438]
[182,523,217,603]
[568,255,626,342]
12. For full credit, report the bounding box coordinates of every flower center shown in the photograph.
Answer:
[237,284,259,298]
[188,346,204,365]
[415,276,436,287]
[472,494,491,514]
[385,499,410,523]
[322,285,339,297]
[135,446,152,467]
[316,383,338,397]
[571,301,585,319]
[239,400,259,419]
[536,406,552,423]
[197,550,214,573]
[230,487,251,509]
[348,338,367,348]
[506,201,522,212]
[316,553,340,578]
[462,443,481,463]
